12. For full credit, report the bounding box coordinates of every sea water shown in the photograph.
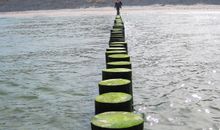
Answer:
[0,9,220,130]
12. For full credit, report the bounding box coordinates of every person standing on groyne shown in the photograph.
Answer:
[114,0,122,15]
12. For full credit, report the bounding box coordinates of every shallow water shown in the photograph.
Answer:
[0,9,220,130]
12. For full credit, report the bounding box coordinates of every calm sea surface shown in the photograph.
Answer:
[0,9,220,130]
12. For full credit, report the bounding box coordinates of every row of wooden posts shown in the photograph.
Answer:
[91,15,144,130]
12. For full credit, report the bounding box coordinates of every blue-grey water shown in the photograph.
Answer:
[0,9,220,130]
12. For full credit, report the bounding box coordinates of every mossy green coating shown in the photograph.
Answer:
[111,32,123,35]
[109,43,127,51]
[107,48,125,51]
[114,23,124,26]
[111,33,124,36]
[91,112,144,129]
[110,44,124,47]
[115,19,123,22]
[108,54,129,59]
[108,47,125,49]
[114,24,123,26]
[114,26,124,29]
[111,30,123,32]
[115,22,123,24]
[116,15,121,18]
[99,79,131,86]
[111,34,124,37]
[111,37,124,39]
[106,51,126,54]
[111,30,123,33]
[111,36,124,39]
[113,26,124,29]
[107,61,131,66]
[114,23,123,26]
[103,68,131,73]
[115,21,123,24]
[115,19,122,21]
[114,22,123,25]
[112,28,122,30]
[110,42,127,45]
[95,92,131,103]
[110,38,124,41]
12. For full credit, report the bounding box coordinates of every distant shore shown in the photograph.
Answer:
[0,5,220,17]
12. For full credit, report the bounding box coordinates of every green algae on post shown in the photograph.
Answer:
[114,24,124,26]
[111,35,124,37]
[111,30,124,34]
[107,61,132,69]
[113,26,124,29]
[111,28,123,31]
[95,92,131,103]
[116,15,121,18]
[91,112,144,130]
[102,68,132,80]
[99,79,130,86]
[105,51,127,63]
[110,44,124,47]
[111,33,124,36]
[108,54,129,58]
[103,68,131,73]
[109,38,125,42]
[111,32,123,34]
[114,24,124,27]
[113,25,124,29]
[115,18,122,21]
[99,79,132,95]
[114,24,123,26]
[111,30,123,33]
[110,42,127,45]
[106,47,126,51]
[108,54,130,62]
[106,51,127,54]
[115,21,124,25]
[106,51,127,58]
[107,61,131,66]
[95,92,133,114]
[109,42,128,51]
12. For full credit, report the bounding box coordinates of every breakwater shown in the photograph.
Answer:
[0,11,219,130]
[90,15,144,130]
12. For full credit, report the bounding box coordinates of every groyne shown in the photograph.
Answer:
[90,15,144,130]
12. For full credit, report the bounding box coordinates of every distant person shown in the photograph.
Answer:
[114,0,122,15]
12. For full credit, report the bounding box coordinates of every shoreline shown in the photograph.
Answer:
[0,5,220,17]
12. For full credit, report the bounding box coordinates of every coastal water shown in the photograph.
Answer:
[0,9,220,130]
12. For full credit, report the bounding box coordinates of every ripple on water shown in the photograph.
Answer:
[127,11,220,130]
[0,90,8,96]
[17,95,39,100]
[35,86,54,92]
[0,10,220,130]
